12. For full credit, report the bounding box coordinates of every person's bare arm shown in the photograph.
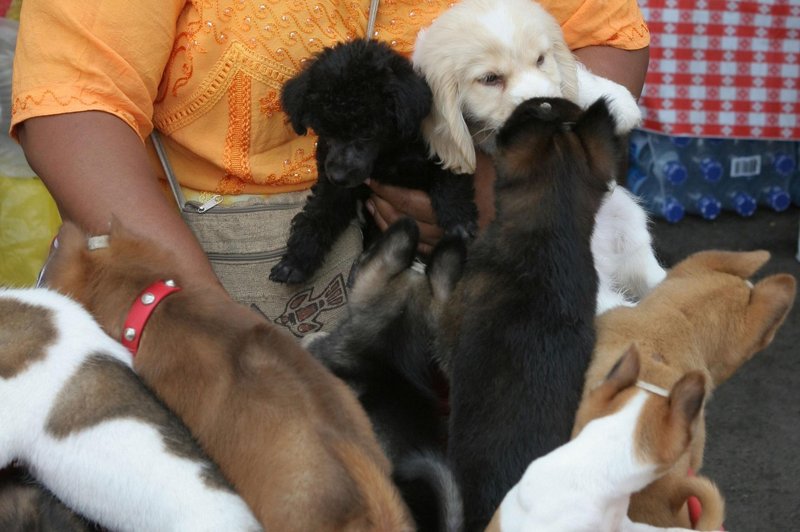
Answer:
[573,45,649,99]
[367,45,650,251]
[17,111,221,286]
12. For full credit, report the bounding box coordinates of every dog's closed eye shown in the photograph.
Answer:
[536,54,545,67]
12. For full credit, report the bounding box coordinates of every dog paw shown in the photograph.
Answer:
[269,259,310,285]
[606,94,642,135]
[575,64,642,134]
[445,221,478,241]
[595,287,636,315]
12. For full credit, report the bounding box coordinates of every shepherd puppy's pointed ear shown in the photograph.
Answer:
[575,97,617,142]
[281,68,312,135]
[574,97,620,181]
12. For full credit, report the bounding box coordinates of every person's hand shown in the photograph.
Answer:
[365,149,498,255]
[365,179,442,255]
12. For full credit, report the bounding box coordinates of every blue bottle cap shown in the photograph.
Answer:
[661,196,685,223]
[700,158,723,183]
[670,136,693,147]
[696,195,721,220]
[626,167,649,195]
[663,160,688,185]
[765,187,790,212]
[773,153,796,176]
[732,191,756,217]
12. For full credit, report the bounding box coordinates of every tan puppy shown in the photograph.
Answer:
[44,221,412,532]
[574,250,796,530]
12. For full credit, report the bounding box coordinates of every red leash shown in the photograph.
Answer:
[121,280,181,355]
[687,491,703,529]
[687,468,725,531]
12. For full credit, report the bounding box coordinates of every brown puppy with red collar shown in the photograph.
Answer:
[574,249,796,530]
[44,220,412,532]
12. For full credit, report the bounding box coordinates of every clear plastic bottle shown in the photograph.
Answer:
[628,129,650,163]
[683,138,724,220]
[626,166,685,223]
[645,133,689,187]
[685,191,722,220]
[755,141,795,212]
[719,139,759,217]
[721,188,758,217]
[627,131,687,223]
[691,139,725,185]
[669,135,694,149]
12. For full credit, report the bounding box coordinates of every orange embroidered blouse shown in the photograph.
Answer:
[11,0,649,196]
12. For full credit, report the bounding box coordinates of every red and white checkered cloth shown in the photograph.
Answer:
[638,0,799,140]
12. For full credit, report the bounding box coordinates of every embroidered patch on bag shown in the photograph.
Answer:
[272,274,347,337]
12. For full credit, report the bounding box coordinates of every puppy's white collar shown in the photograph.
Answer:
[87,235,110,250]
[635,380,670,398]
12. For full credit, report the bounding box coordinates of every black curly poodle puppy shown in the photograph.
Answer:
[269,38,478,284]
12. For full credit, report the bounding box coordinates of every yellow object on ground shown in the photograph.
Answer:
[0,175,60,286]
[6,0,21,20]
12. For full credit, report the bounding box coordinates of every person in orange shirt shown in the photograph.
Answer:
[11,0,650,335]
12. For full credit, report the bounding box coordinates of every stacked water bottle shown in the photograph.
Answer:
[627,129,798,223]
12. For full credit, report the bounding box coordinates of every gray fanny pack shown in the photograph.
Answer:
[150,131,362,338]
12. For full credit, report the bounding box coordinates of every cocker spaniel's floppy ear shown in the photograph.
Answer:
[552,37,579,102]
[280,68,311,135]
[420,72,476,174]
[413,29,476,175]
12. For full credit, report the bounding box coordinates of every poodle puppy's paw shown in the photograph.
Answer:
[270,257,311,285]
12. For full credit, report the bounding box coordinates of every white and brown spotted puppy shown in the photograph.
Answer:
[0,288,260,532]
[44,221,413,532]
[576,249,796,530]
[487,346,709,532]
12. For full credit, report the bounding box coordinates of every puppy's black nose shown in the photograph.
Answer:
[324,140,377,187]
[326,166,366,187]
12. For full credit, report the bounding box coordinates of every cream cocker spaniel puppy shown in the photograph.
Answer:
[412,0,665,313]
[412,0,643,175]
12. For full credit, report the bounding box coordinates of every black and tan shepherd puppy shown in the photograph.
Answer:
[0,466,94,532]
[438,97,620,531]
[271,39,477,284]
[308,218,465,532]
